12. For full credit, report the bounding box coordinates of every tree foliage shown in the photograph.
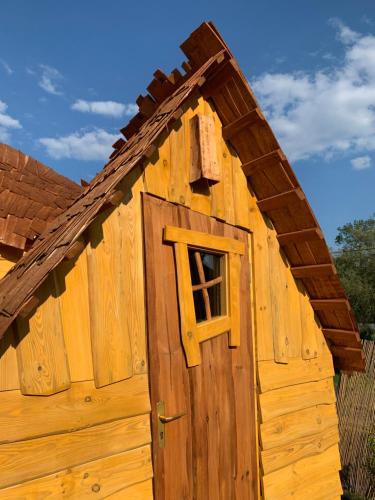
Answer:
[334,214,375,339]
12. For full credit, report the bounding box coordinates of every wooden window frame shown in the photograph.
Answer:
[164,225,245,367]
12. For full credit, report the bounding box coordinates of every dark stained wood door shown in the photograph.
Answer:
[143,194,258,499]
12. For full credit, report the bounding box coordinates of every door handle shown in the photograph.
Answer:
[157,400,186,448]
[159,412,186,423]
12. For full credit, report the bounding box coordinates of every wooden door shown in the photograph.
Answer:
[143,194,258,499]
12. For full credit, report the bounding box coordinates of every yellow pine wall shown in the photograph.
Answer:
[0,94,341,498]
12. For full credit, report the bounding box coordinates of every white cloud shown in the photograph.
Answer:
[0,59,13,75]
[38,128,118,161]
[71,99,137,118]
[38,64,63,95]
[351,155,371,170]
[251,21,375,164]
[0,100,21,143]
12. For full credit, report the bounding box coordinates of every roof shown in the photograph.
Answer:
[0,144,82,250]
[0,22,364,372]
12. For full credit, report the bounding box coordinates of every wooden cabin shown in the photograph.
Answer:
[0,22,365,499]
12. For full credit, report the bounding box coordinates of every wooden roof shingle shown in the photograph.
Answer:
[0,144,82,250]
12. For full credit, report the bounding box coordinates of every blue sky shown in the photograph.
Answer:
[0,1,374,246]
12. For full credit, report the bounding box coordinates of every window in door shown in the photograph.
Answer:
[164,225,245,367]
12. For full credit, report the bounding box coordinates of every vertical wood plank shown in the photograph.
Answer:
[232,152,250,230]
[174,242,201,366]
[168,118,191,207]
[251,198,275,361]
[0,326,19,391]
[299,281,319,360]
[87,207,133,388]
[267,226,289,364]
[143,133,169,199]
[118,168,148,374]
[54,248,94,382]
[228,252,241,346]
[15,275,71,395]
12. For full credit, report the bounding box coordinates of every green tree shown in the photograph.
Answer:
[334,214,375,339]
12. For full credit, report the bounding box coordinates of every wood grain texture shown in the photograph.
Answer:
[262,445,341,499]
[104,478,153,499]
[0,444,153,499]
[0,327,18,391]
[54,249,93,383]
[259,377,336,422]
[260,403,338,451]
[15,274,71,395]
[87,207,133,387]
[117,168,148,375]
[143,194,258,499]
[258,353,334,393]
[261,425,339,474]
[267,226,289,363]
[189,114,220,183]
[0,413,151,489]
[0,374,150,444]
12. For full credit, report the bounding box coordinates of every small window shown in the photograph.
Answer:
[188,249,225,322]
[164,225,245,367]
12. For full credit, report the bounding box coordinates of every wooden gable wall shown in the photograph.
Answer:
[0,94,341,499]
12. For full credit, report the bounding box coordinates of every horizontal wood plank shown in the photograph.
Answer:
[0,414,151,489]
[0,374,150,444]
[259,377,336,422]
[260,403,338,450]
[0,445,153,499]
[105,478,153,499]
[262,445,341,499]
[258,354,334,393]
[164,225,244,254]
[261,425,339,474]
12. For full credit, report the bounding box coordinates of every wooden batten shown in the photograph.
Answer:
[222,108,264,141]
[108,189,126,207]
[322,328,361,348]
[291,264,337,279]
[189,114,220,184]
[257,188,305,212]
[331,345,365,361]
[18,295,40,318]
[242,149,286,177]
[277,227,324,246]
[310,299,350,313]
[64,240,85,261]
